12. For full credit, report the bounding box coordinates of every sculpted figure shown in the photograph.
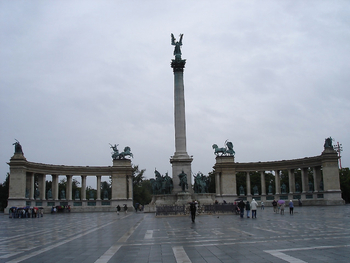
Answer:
[13,139,23,154]
[324,137,333,149]
[171,33,183,60]
[239,185,245,196]
[47,189,52,199]
[268,184,273,194]
[253,185,259,195]
[178,170,188,192]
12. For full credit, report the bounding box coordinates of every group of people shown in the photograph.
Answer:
[237,199,259,218]
[272,200,294,215]
[116,204,128,215]
[9,207,43,218]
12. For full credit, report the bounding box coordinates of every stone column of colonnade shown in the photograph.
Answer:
[29,172,35,199]
[52,174,58,200]
[37,174,46,200]
[301,168,308,193]
[288,169,295,194]
[81,175,87,200]
[274,170,281,195]
[260,171,266,195]
[246,172,251,196]
[313,166,322,192]
[66,175,72,200]
[215,172,221,196]
[96,175,101,200]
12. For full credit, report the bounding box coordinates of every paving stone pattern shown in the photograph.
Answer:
[1,205,350,262]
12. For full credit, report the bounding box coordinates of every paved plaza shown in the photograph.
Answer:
[1,205,350,263]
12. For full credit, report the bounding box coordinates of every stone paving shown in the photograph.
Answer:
[1,205,350,263]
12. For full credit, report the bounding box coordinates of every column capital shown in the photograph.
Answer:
[171,59,186,72]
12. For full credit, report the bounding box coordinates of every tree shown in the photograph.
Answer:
[340,168,350,203]
[0,173,9,211]
[132,165,152,208]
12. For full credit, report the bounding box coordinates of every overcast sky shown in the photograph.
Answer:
[1,0,349,187]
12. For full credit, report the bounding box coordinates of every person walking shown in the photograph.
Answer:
[289,200,294,215]
[190,201,197,223]
[261,201,264,210]
[272,200,277,213]
[245,201,251,218]
[280,202,285,215]
[116,205,121,215]
[123,204,128,214]
[238,200,245,218]
[251,199,258,218]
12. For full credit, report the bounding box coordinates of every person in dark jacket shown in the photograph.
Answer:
[190,201,197,223]
[238,200,245,218]
[245,201,251,218]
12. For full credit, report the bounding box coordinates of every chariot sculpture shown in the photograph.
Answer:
[212,140,235,156]
[110,144,133,159]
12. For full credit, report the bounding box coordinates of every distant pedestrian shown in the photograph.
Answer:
[272,200,277,213]
[298,199,302,207]
[251,199,258,218]
[245,201,251,218]
[261,201,264,210]
[123,204,128,214]
[289,200,294,215]
[238,200,245,218]
[116,205,121,215]
[190,201,196,223]
[280,203,285,215]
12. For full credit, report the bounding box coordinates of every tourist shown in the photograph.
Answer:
[251,199,258,218]
[289,200,294,215]
[261,201,264,210]
[245,201,251,218]
[238,200,245,218]
[190,201,196,223]
[280,202,285,215]
[116,205,121,215]
[298,199,302,206]
[272,200,277,213]
[123,204,128,214]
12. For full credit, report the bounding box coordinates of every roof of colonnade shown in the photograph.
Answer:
[214,155,324,172]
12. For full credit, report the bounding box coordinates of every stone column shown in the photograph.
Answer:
[128,175,133,200]
[170,56,193,193]
[313,166,322,192]
[81,175,87,200]
[96,175,101,200]
[301,168,308,193]
[52,174,58,200]
[274,170,280,194]
[260,171,266,195]
[30,173,35,199]
[246,172,251,196]
[38,174,46,200]
[215,172,221,196]
[288,169,295,194]
[66,175,72,200]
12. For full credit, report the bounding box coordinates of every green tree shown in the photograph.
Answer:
[0,173,10,211]
[340,167,350,203]
[132,165,152,208]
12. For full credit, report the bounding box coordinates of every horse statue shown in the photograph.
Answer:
[212,144,227,155]
[161,173,173,194]
[119,146,133,159]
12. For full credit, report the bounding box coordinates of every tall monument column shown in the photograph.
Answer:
[170,33,193,193]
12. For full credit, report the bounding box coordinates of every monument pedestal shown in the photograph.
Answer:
[175,192,192,205]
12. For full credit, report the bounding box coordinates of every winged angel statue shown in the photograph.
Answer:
[171,33,183,60]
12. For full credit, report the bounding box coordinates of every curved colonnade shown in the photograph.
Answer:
[214,147,343,205]
[5,153,133,213]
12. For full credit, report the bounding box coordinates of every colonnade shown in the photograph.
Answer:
[6,154,134,213]
[214,147,343,205]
